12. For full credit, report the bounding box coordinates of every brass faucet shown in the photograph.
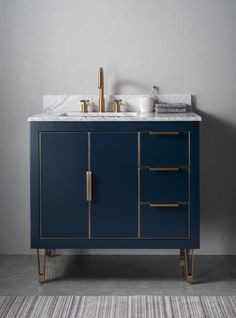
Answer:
[98,67,105,112]
[113,99,122,112]
[80,99,90,113]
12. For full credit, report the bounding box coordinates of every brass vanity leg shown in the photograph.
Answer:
[45,249,55,257]
[37,249,47,284]
[179,249,185,271]
[184,249,194,284]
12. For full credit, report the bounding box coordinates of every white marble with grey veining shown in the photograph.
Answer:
[28,112,201,122]
[43,94,192,113]
[28,94,201,121]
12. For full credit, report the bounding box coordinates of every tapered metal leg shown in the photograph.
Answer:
[184,249,194,284]
[179,249,185,271]
[37,249,47,284]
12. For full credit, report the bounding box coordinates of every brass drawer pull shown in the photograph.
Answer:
[149,167,180,172]
[149,131,180,135]
[149,203,180,208]
[86,171,92,202]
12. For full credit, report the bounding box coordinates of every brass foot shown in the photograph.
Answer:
[187,274,193,284]
[184,249,194,284]
[37,249,47,284]
[45,249,55,257]
[179,249,185,271]
[38,273,45,284]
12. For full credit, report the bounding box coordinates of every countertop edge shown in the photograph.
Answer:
[28,113,202,122]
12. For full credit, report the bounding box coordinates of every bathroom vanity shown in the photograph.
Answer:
[29,112,201,284]
[29,105,201,284]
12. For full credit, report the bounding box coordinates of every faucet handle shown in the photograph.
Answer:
[113,99,122,113]
[80,99,90,113]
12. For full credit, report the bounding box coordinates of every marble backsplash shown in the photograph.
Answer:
[43,95,192,113]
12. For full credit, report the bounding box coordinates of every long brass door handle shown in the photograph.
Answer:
[86,171,92,202]
[149,203,180,208]
[148,167,180,172]
[149,131,180,135]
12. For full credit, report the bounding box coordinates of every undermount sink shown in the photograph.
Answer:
[58,112,138,117]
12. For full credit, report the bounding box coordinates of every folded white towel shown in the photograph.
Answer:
[156,109,187,113]
[155,103,187,109]
[155,103,188,113]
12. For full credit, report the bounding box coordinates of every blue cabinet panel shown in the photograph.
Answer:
[30,122,199,249]
[140,168,188,202]
[91,133,138,238]
[140,131,189,166]
[40,132,88,238]
[140,204,189,238]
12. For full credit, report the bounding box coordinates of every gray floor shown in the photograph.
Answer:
[0,255,236,296]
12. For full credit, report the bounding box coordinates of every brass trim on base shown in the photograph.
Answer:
[179,249,185,270]
[184,249,194,284]
[38,273,45,284]
[187,274,193,284]
[37,249,47,284]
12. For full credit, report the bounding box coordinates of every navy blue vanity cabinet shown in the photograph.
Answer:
[30,121,199,283]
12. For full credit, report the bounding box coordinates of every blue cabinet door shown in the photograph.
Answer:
[90,133,138,238]
[40,132,88,238]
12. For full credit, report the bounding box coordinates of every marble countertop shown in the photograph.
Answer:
[28,112,201,122]
[28,94,201,122]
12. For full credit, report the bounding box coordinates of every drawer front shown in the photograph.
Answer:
[140,131,189,166]
[140,168,188,202]
[140,204,189,238]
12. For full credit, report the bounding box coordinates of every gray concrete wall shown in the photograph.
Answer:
[0,0,236,254]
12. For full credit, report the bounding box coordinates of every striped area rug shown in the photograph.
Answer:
[0,296,236,318]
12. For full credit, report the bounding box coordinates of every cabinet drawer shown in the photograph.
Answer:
[140,168,188,202]
[140,203,189,238]
[140,131,189,166]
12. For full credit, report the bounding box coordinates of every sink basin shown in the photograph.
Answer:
[58,112,138,118]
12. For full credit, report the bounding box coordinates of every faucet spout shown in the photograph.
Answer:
[98,67,105,112]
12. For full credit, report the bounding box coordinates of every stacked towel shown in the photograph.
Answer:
[155,103,188,113]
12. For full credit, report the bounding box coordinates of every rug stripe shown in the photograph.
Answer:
[0,296,236,318]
